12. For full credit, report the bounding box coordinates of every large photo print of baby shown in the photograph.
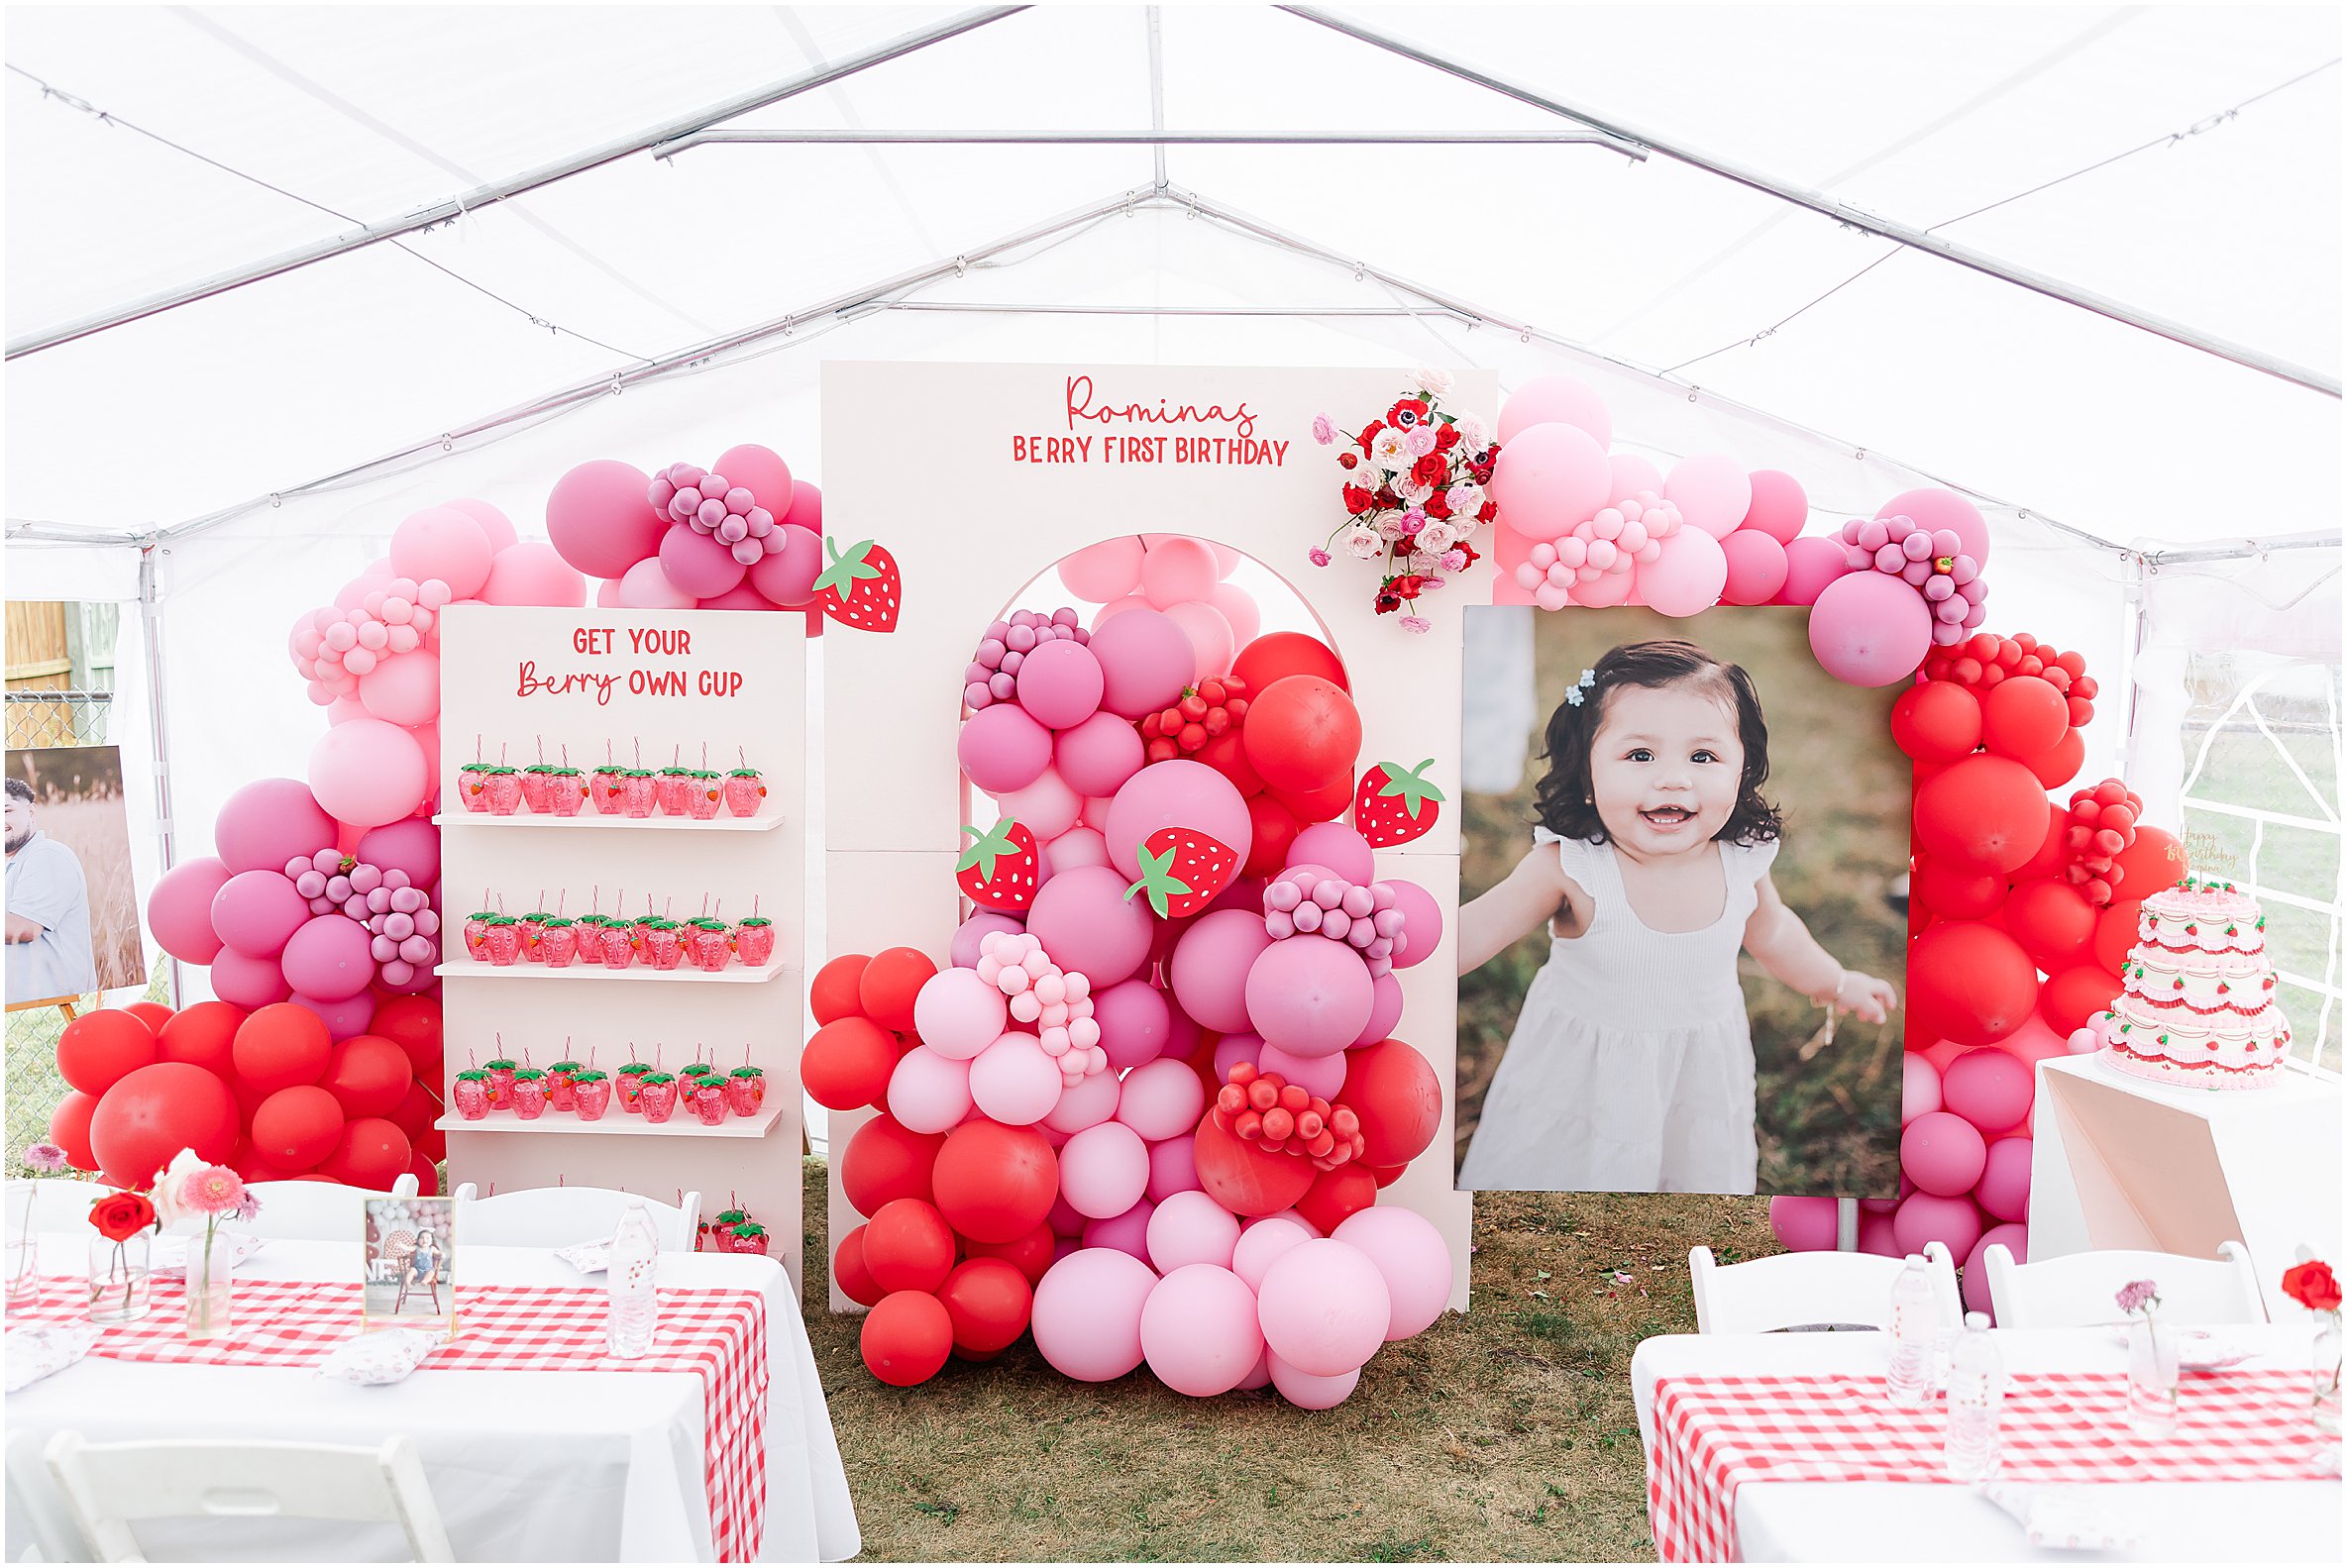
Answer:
[1454,605,1907,1198]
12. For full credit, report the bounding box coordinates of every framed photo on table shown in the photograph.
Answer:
[364,1196,457,1339]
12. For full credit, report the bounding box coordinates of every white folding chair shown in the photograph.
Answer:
[234,1174,421,1243]
[1984,1241,2268,1329]
[1690,1242,1962,1333]
[453,1184,701,1253]
[11,1178,120,1232]
[45,1431,453,1562]
[8,1428,94,1561]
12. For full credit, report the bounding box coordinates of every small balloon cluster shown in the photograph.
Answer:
[1135,676,1250,764]
[284,848,440,988]
[647,463,788,565]
[1512,490,1682,610]
[1922,632,2098,730]
[1832,513,1987,646]
[1212,1064,1365,1170]
[1261,871,1407,977]
[963,609,1091,710]
[2061,780,2144,907]
[975,930,1105,1085]
[291,576,455,702]
[1309,368,1497,630]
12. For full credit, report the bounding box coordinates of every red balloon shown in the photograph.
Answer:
[157,1000,244,1079]
[833,1224,886,1307]
[369,995,445,1080]
[1343,1037,1443,1167]
[124,1001,175,1034]
[88,1062,239,1182]
[1242,676,1361,795]
[803,1017,900,1111]
[1231,630,1348,695]
[314,1116,411,1189]
[1295,1163,1378,1236]
[1242,793,1301,880]
[387,1080,441,1143]
[1908,922,2040,1046]
[937,1256,1033,1357]
[963,1221,1055,1286]
[2110,825,2187,898]
[840,1113,945,1214]
[931,1119,1058,1243]
[2092,899,2143,976]
[231,1148,297,1184]
[249,1086,346,1170]
[2040,964,2123,1035]
[861,1291,953,1386]
[863,1198,958,1295]
[410,1123,447,1166]
[1193,1114,1314,1217]
[2017,729,2084,790]
[405,1151,440,1197]
[1980,676,2069,760]
[1915,756,2054,876]
[2007,800,2069,885]
[811,955,872,1025]
[1194,731,1264,799]
[232,1002,333,1094]
[1363,1161,1406,1190]
[1911,856,2005,922]
[858,948,935,1034]
[56,1011,160,1096]
[2003,879,2095,971]
[318,1035,412,1118]
[1271,772,1354,826]
[49,1090,100,1171]
[1890,682,1981,762]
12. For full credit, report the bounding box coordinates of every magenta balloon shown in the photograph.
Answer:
[546,460,663,578]
[1662,453,1753,541]
[1259,1041,1346,1099]
[1902,1052,1943,1125]
[1776,535,1856,606]
[1351,970,1404,1049]
[1147,1131,1202,1202]
[1025,865,1154,987]
[1030,1246,1156,1381]
[308,719,427,830]
[1942,1048,2035,1132]
[1496,375,1613,449]
[1893,1191,1983,1262]
[1213,1030,1264,1083]
[712,444,793,507]
[356,651,440,727]
[958,703,1054,794]
[1162,601,1233,685]
[1741,470,1809,544]
[1088,607,1196,719]
[1879,487,1989,567]
[950,909,1023,969]
[1332,1205,1451,1339]
[1492,422,1610,543]
[1209,581,1260,651]
[1384,879,1443,971]
[443,498,517,551]
[210,947,291,1009]
[1140,1263,1264,1397]
[1809,570,1934,686]
[389,506,493,599]
[658,522,747,599]
[616,556,694,610]
[747,524,821,606]
[293,990,376,1043]
[1171,908,1272,1032]
[1767,1194,1840,1251]
[1244,937,1374,1059]
[280,913,375,1001]
[1258,1238,1389,1377]
[1974,1137,2033,1223]
[1054,712,1146,798]
[1638,526,1729,617]
[147,857,232,963]
[1094,978,1173,1073]
[697,583,776,611]
[1060,538,1144,603]
[1901,1110,1988,1197]
[214,779,336,876]
[479,541,587,607]
[1718,531,1790,606]
[1963,1222,2027,1315]
[1015,640,1106,730]
[210,871,310,959]
[1104,759,1251,882]
[1289,822,1373,884]
[358,818,440,892]
[1083,1198,1156,1264]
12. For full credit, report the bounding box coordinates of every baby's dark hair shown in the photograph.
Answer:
[1533,639,1781,846]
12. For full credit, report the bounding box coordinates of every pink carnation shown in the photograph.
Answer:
[2114,1279,2159,1314]
[23,1142,66,1174]
[1399,615,1432,634]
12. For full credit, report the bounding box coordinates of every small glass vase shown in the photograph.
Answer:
[185,1234,233,1340]
[2126,1316,2180,1437]
[87,1232,154,1323]
[7,1185,39,1307]
[2313,1318,2342,1439]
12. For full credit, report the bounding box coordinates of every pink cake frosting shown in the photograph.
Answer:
[2095,878,2291,1090]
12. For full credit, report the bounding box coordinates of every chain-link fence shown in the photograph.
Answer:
[5,687,113,748]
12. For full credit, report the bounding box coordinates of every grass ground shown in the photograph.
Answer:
[799,1156,1774,1563]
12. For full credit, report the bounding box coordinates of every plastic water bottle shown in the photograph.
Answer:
[1945,1311,2003,1480]
[606,1200,660,1359]
[1885,1254,1936,1406]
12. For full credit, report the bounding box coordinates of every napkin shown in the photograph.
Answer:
[150,1233,267,1280]
[6,1323,99,1393]
[1982,1483,2138,1552]
[318,1327,442,1387]
[554,1239,611,1275]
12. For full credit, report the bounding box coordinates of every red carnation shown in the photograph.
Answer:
[2284,1260,2341,1312]
[1411,453,1448,488]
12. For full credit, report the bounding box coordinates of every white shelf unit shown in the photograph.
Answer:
[430,811,784,833]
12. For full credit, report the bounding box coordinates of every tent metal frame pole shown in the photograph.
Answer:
[1280,5,2342,399]
[4,5,1027,361]
[658,128,1645,154]
[137,544,181,1003]
[1145,6,1170,192]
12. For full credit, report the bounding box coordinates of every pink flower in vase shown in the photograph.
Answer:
[176,1165,246,1216]
[1308,548,1332,568]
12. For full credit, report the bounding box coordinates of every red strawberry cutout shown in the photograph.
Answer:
[1121,826,1237,919]
[1353,758,1445,847]
[814,536,901,632]
[956,817,1038,911]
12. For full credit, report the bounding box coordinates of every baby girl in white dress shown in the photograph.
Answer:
[1456,639,1896,1194]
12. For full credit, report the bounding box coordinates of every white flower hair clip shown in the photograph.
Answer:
[1564,668,1597,706]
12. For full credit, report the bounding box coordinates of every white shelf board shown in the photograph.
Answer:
[439,1098,789,1139]
[432,811,784,833]
[436,956,794,985]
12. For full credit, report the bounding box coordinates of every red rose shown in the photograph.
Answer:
[1411,453,1448,488]
[1355,419,1384,455]
[1436,423,1460,451]
[1477,501,1498,523]
[2285,1260,2342,1312]
[1373,486,1400,509]
[1424,491,1453,520]
[89,1190,156,1244]
[1341,484,1374,515]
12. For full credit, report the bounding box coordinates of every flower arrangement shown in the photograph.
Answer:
[1309,368,1498,632]
[12,1144,67,1300]
[2285,1255,2341,1434]
[2114,1278,2160,1319]
[87,1186,157,1315]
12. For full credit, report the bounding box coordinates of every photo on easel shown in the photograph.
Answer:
[364,1196,456,1336]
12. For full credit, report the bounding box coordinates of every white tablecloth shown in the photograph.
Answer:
[1632,1326,2340,1563]
[5,1234,860,1562]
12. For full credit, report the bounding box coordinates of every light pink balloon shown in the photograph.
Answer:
[1574,567,1637,608]
[1146,1133,1202,1202]
[1607,453,1665,503]
[1163,601,1234,685]
[748,523,821,606]
[1902,1052,1943,1124]
[1383,878,1443,972]
[1140,538,1221,609]
[1146,1190,1241,1274]
[658,522,747,598]
[1092,976,1171,1072]
[617,557,695,610]
[1171,908,1272,1032]
[1230,1214,1313,1292]
[1054,712,1145,798]
[1492,422,1610,543]
[1041,826,1111,878]
[1893,1191,1983,1262]
[951,910,1024,970]
[1809,569,1933,686]
[1060,538,1145,603]
[389,506,493,599]
[441,498,516,551]
[1116,1058,1206,1143]
[996,767,1083,842]
[1351,970,1404,1048]
[1332,1205,1451,1339]
[1741,470,1808,543]
[308,720,427,829]
[1245,937,1374,1059]
[911,968,1010,1059]
[594,577,625,607]
[1088,607,1196,719]
[1497,374,1613,449]
[1266,1350,1358,1407]
[1258,1042,1346,1099]
[1044,1067,1121,1135]
[1963,1222,2027,1316]
[480,541,587,607]
[886,1045,974,1134]
[1257,1238,1389,1376]
[1974,1137,2032,1223]
[1902,1110,1988,1197]
[1718,531,1790,606]
[357,651,440,727]
[1141,1263,1264,1397]
[1209,581,1260,650]
[546,459,663,578]
[1104,759,1251,882]
[1944,1048,2034,1132]
[696,583,777,611]
[1090,592,1152,627]
[1639,526,1729,617]
[1663,453,1753,540]
[1878,488,1990,567]
[969,1032,1064,1125]
[1061,1121,1150,1219]
[148,857,232,964]
[1030,1246,1156,1382]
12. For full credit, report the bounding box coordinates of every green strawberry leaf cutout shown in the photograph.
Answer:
[1375,758,1447,812]
[957,818,1022,881]
[1121,843,1193,919]
[812,537,883,599]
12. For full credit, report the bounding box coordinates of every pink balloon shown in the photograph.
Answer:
[1607,453,1665,504]
[1140,538,1221,610]
[1116,1059,1206,1142]
[1213,1031,1265,1084]
[1061,1121,1150,1218]
[1054,712,1146,798]
[479,542,587,607]
[1288,822,1373,884]
[1492,422,1610,543]
[1902,1052,1943,1125]
[390,506,493,599]
[308,721,426,830]
[210,947,292,1009]
[1902,1110,1988,1197]
[1257,1238,1388,1376]
[1208,582,1260,651]
[1352,969,1404,1047]
[1146,1190,1241,1274]
[1741,470,1809,543]
[280,913,375,1001]
[443,498,517,551]
[1147,1133,1202,1202]
[1245,937,1374,1059]
[1574,568,1637,608]
[1776,535,1857,606]
[1044,1068,1121,1136]
[712,444,793,507]
[1026,864,1154,988]
[951,910,1024,970]
[1163,601,1234,685]
[1170,908,1274,1033]
[1259,1042,1346,1099]
[748,524,821,606]
[658,522,747,598]
[1974,1137,2033,1223]
[1497,375,1613,449]
[616,557,694,610]
[357,820,439,890]
[1060,538,1145,603]
[594,577,625,607]
[696,584,776,611]
[1268,1349,1359,1409]
[1942,1048,2034,1132]
[1091,593,1151,627]
[1088,608,1196,719]
[1104,759,1252,882]
[1639,526,1729,617]
[1030,1247,1156,1381]
[1332,1205,1451,1339]
[1810,570,1933,686]
[214,780,336,877]
[911,968,1009,1059]
[1994,1013,2074,1073]
[1083,1198,1156,1264]
[1663,454,1752,540]
[1767,1194,1841,1251]
[1015,640,1106,730]
[1384,879,1443,971]
[1093,978,1172,1073]
[886,1046,973,1134]
[147,857,232,964]
[1894,1192,1983,1265]
[293,990,376,1043]
[1141,1263,1264,1397]
[1231,1214,1313,1291]
[1879,488,1990,568]
[1041,826,1111,880]
[1964,1222,2027,1315]
[210,871,310,959]
[546,460,663,578]
[969,1033,1064,1125]
[1718,531,1789,606]
[958,703,1054,793]
[357,651,440,727]
[996,768,1083,843]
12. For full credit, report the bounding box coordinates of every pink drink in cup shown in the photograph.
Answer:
[481,918,522,968]
[687,921,730,973]
[545,1062,582,1111]
[684,772,724,820]
[689,1081,728,1126]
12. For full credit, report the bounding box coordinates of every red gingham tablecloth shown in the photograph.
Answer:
[19,1274,770,1562]
[1647,1370,2337,1563]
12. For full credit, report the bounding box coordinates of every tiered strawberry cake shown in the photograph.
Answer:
[2095,877,2294,1089]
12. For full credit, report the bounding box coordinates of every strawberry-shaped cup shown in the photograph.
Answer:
[636,1073,679,1123]
[705,1207,750,1254]
[545,1060,583,1111]
[589,765,628,814]
[596,922,636,970]
[686,919,731,972]
[655,766,695,817]
[463,910,497,963]
[688,1080,729,1126]
[481,916,523,968]
[615,1061,655,1113]
[618,769,658,818]
[536,917,580,969]
[722,768,767,818]
[518,765,556,815]
[480,767,524,816]
[517,910,552,955]
[452,1069,492,1120]
[509,1068,549,1119]
[482,1057,518,1109]
[684,771,724,820]
[722,1221,770,1257]
[732,916,775,968]
[641,919,684,971]
[570,1070,611,1120]
[458,762,493,812]
[544,766,587,816]
[724,1066,765,1116]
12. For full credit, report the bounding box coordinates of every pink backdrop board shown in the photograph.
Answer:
[436,606,807,1290]
[819,361,1486,1312]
